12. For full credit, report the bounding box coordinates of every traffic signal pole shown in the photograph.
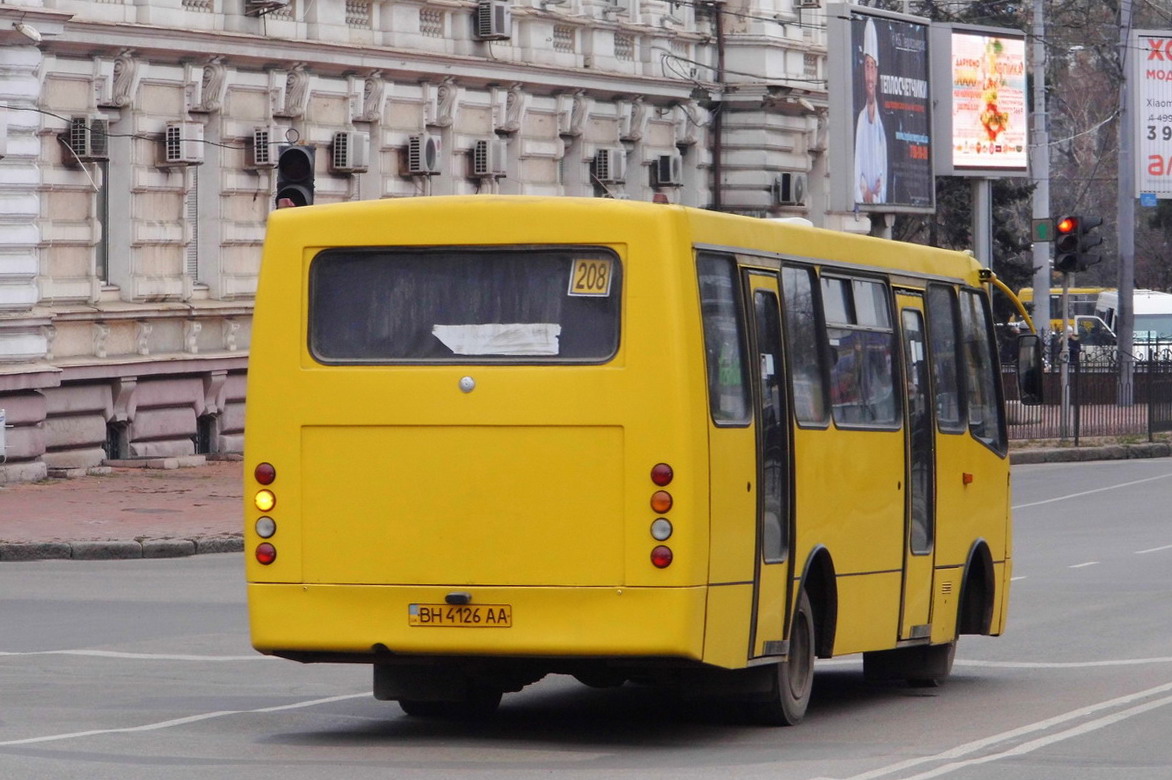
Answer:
[1030,0,1053,343]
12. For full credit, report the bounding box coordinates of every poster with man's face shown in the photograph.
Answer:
[850,12,933,210]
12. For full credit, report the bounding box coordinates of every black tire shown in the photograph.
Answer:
[751,588,815,726]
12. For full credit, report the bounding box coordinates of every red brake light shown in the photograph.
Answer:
[651,463,674,486]
[255,543,277,565]
[255,462,276,485]
[651,545,673,568]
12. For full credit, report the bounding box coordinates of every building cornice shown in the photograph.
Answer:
[47,18,714,98]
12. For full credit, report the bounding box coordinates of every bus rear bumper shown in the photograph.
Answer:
[247,582,709,663]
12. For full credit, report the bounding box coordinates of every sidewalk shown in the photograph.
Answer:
[0,457,243,561]
[1,444,1169,562]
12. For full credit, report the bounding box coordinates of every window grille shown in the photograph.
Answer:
[614,33,634,61]
[420,8,444,37]
[553,25,575,53]
[346,0,371,28]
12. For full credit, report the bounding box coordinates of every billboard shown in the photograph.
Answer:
[828,4,934,214]
[932,26,1028,176]
[1135,30,1172,198]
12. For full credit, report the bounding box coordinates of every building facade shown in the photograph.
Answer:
[0,0,850,483]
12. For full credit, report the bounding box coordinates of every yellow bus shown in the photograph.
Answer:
[245,196,1032,725]
[1017,286,1110,332]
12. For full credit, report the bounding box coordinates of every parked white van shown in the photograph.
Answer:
[1095,289,1172,360]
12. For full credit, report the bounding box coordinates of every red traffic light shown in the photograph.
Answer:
[1056,216,1077,235]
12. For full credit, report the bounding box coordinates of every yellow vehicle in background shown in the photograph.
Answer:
[245,196,1037,725]
[1016,286,1110,332]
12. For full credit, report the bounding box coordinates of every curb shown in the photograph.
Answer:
[1010,442,1172,465]
[0,535,244,562]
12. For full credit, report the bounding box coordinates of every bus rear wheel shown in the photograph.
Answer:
[751,589,815,726]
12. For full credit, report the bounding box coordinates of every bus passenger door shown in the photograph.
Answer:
[747,273,792,658]
[898,295,936,639]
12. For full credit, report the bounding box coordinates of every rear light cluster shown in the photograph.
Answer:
[649,463,674,568]
[253,462,278,565]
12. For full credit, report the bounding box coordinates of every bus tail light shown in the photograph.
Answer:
[651,518,673,541]
[255,517,277,538]
[651,463,674,486]
[254,462,276,485]
[256,543,277,565]
[650,490,673,513]
[651,546,673,568]
[254,489,276,512]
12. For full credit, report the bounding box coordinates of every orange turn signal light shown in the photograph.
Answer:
[254,489,276,512]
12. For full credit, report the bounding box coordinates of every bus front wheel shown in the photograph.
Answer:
[751,589,815,726]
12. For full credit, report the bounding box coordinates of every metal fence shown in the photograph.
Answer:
[1004,347,1172,444]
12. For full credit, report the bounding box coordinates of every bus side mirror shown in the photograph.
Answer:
[1016,334,1043,406]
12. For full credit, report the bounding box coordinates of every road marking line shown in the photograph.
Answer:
[0,650,272,661]
[1069,561,1099,568]
[894,694,1172,779]
[1010,576,1027,581]
[1012,472,1172,510]
[1136,544,1172,554]
[0,693,367,747]
[830,680,1172,780]
[957,657,1172,668]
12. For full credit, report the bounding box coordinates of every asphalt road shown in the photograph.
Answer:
[2,458,1171,779]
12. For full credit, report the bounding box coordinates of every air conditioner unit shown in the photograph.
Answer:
[797,0,821,8]
[475,0,512,41]
[163,122,204,166]
[245,126,279,169]
[592,147,627,184]
[652,153,684,187]
[471,138,507,178]
[331,131,370,174]
[61,117,109,163]
[244,0,290,16]
[406,133,441,175]
[774,172,807,206]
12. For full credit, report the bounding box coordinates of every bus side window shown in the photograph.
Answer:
[821,276,898,427]
[697,254,751,426]
[926,286,965,433]
[781,266,829,425]
[959,290,1007,453]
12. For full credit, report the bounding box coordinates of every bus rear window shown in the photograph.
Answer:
[309,247,621,363]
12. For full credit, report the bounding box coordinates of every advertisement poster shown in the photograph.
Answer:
[949,32,1027,170]
[1135,31,1172,197]
[850,12,933,210]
